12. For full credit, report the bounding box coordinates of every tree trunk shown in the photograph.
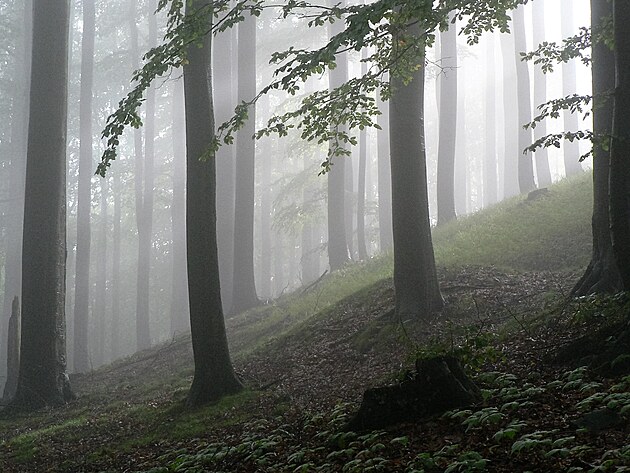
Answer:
[1,0,30,390]
[231,11,259,314]
[531,0,553,188]
[500,29,520,198]
[183,0,242,406]
[136,0,158,350]
[513,5,536,194]
[93,178,108,367]
[561,0,584,177]
[357,53,369,261]
[214,21,236,312]
[111,169,122,359]
[436,17,458,225]
[389,24,443,319]
[327,7,350,271]
[377,92,393,252]
[12,0,74,408]
[170,75,190,336]
[259,133,273,299]
[2,297,20,401]
[483,33,498,207]
[572,0,620,295]
[609,0,630,290]
[73,0,95,373]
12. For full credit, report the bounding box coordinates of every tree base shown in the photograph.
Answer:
[346,356,480,431]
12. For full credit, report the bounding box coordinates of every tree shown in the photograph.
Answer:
[73,0,95,373]
[11,0,74,408]
[389,19,443,319]
[483,33,498,207]
[183,0,243,405]
[376,92,393,252]
[531,0,552,188]
[356,48,369,261]
[572,0,620,295]
[436,15,458,226]
[231,9,260,314]
[609,0,630,290]
[500,27,520,198]
[513,4,536,194]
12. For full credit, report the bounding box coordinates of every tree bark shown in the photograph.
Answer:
[609,0,630,290]
[437,17,458,225]
[73,0,95,373]
[531,0,553,188]
[12,0,74,408]
[513,5,536,194]
[389,23,443,319]
[183,0,242,406]
[561,0,584,177]
[572,0,620,295]
[231,11,259,314]
[2,297,20,401]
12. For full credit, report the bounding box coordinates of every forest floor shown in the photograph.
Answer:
[1,174,628,472]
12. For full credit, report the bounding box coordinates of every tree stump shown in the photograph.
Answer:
[346,356,481,431]
[2,297,20,401]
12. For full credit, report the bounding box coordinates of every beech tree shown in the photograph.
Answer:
[12,0,74,408]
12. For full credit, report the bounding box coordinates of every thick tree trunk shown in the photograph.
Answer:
[231,12,259,314]
[170,75,190,336]
[136,0,158,350]
[436,18,458,226]
[531,1,553,188]
[73,0,95,373]
[513,5,536,194]
[561,0,584,177]
[389,24,443,319]
[483,34,498,207]
[573,0,620,295]
[184,0,242,406]
[12,0,74,408]
[609,0,630,290]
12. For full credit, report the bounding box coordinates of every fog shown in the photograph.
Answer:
[0,0,592,389]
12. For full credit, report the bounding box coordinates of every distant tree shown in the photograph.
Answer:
[183,0,243,405]
[376,93,393,252]
[231,10,260,314]
[389,20,443,319]
[513,5,536,194]
[561,0,584,177]
[483,33,498,207]
[93,178,108,366]
[500,27,520,198]
[357,48,369,261]
[73,0,95,374]
[110,169,122,359]
[12,0,74,408]
[436,15,458,226]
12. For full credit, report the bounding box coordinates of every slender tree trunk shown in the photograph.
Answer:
[609,0,630,290]
[454,61,468,215]
[500,29,520,198]
[170,75,190,336]
[345,156,356,260]
[357,52,369,261]
[531,0,553,187]
[12,0,74,409]
[436,16,458,225]
[183,0,242,405]
[231,12,259,314]
[327,7,350,271]
[1,0,31,390]
[389,24,443,319]
[73,0,95,373]
[513,5,536,194]
[573,0,620,295]
[561,0,584,177]
[214,21,236,312]
[136,0,158,350]
[94,179,108,366]
[484,33,498,207]
[377,92,393,252]
[259,135,273,299]
[111,169,122,358]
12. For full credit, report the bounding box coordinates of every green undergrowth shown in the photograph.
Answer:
[433,172,592,271]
